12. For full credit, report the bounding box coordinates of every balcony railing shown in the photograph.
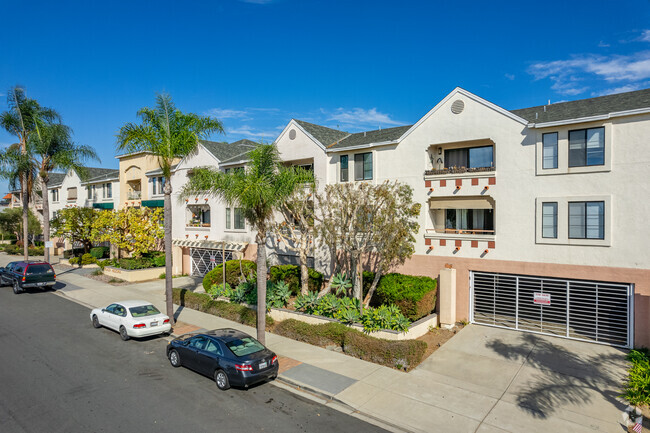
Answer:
[426,228,495,236]
[424,166,495,176]
[186,222,211,228]
[127,191,142,200]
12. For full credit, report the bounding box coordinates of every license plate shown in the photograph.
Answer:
[37,282,46,286]
[259,361,267,369]
[150,321,158,327]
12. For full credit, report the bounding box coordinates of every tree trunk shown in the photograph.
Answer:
[299,235,309,295]
[256,230,267,345]
[21,178,29,260]
[351,252,362,302]
[164,181,174,325]
[363,269,383,307]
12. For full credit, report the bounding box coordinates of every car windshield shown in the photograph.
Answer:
[26,264,53,275]
[129,305,161,317]
[226,337,265,357]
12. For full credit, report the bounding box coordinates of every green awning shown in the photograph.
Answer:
[141,199,164,208]
[93,202,114,209]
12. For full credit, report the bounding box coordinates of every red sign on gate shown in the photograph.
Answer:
[533,292,551,306]
[210,255,216,263]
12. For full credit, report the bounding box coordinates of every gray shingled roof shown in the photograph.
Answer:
[294,119,349,147]
[200,139,257,162]
[145,165,178,177]
[48,173,66,187]
[82,167,119,182]
[511,88,650,124]
[327,125,412,150]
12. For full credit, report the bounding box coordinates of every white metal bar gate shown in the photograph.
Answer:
[190,248,233,277]
[470,271,633,348]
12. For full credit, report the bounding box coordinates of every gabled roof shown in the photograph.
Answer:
[82,167,119,182]
[48,173,67,187]
[293,119,349,148]
[327,125,412,150]
[145,165,178,177]
[510,88,650,125]
[200,139,257,162]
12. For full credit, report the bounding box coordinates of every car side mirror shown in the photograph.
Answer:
[101,308,106,313]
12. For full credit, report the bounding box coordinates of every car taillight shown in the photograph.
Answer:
[53,274,56,280]
[22,276,25,282]
[133,323,146,329]
[235,364,253,371]
[271,355,278,365]
[163,319,170,324]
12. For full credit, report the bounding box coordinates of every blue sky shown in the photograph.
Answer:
[1,0,649,193]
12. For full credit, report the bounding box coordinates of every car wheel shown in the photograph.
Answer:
[169,349,181,367]
[214,369,230,390]
[92,315,101,329]
[12,281,21,294]
[119,326,130,341]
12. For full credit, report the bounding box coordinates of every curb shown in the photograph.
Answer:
[275,375,409,433]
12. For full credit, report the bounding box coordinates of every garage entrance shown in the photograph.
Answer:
[190,248,233,277]
[470,271,633,348]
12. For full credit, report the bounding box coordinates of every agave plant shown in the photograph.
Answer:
[335,307,360,325]
[229,285,248,304]
[315,293,340,317]
[330,273,352,297]
[208,282,232,299]
[294,291,319,314]
[267,280,291,309]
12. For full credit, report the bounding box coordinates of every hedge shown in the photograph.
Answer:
[274,319,427,371]
[373,273,437,321]
[202,260,256,292]
[90,246,110,259]
[173,287,273,328]
[269,264,323,295]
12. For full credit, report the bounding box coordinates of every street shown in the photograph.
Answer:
[0,283,386,433]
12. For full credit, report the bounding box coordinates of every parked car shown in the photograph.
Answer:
[167,328,279,390]
[0,261,56,294]
[90,300,171,341]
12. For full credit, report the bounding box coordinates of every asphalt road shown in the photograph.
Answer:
[0,284,386,433]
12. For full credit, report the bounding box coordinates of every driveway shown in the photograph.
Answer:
[414,325,630,432]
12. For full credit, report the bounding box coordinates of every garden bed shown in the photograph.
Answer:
[103,266,163,282]
[59,258,100,268]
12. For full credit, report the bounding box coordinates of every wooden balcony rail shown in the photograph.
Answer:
[424,166,495,176]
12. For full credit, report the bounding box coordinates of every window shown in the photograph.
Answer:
[51,189,59,202]
[542,133,558,169]
[87,186,92,200]
[340,155,349,182]
[569,127,604,167]
[234,208,245,230]
[205,340,222,356]
[187,205,211,227]
[444,145,494,169]
[445,209,494,233]
[225,207,231,229]
[67,187,77,200]
[569,201,604,239]
[152,176,165,195]
[354,152,373,181]
[541,202,558,238]
[189,336,207,350]
[103,183,112,199]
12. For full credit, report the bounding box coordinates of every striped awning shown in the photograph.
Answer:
[429,196,494,210]
[172,239,248,252]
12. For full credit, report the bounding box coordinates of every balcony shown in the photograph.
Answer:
[127,191,142,200]
[425,142,496,195]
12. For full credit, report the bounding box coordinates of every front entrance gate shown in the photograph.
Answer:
[470,271,633,348]
[190,248,233,277]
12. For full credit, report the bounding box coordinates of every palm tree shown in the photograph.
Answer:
[0,87,59,259]
[183,144,313,344]
[29,122,99,262]
[117,93,224,324]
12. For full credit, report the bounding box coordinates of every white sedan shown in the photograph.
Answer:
[90,300,172,341]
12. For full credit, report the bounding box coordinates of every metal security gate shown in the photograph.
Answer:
[470,271,633,348]
[190,248,233,277]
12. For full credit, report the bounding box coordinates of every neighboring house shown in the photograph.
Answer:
[169,139,257,276]
[116,151,181,209]
[315,87,649,350]
[11,172,67,223]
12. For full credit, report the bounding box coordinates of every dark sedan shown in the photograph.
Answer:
[166,328,279,390]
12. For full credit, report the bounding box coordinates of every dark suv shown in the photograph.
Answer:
[0,261,56,294]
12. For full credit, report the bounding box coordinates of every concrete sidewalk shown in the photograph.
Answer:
[50,265,629,433]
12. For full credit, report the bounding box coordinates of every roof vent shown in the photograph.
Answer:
[289,129,296,140]
[451,100,464,114]
[364,131,367,137]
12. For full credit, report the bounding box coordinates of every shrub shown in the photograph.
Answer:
[274,319,427,371]
[373,273,437,321]
[90,246,110,259]
[28,247,44,256]
[143,251,165,267]
[117,257,153,270]
[269,264,323,295]
[173,288,273,328]
[623,348,650,406]
[360,304,410,333]
[98,258,118,269]
[69,257,80,265]
[80,253,97,265]
[202,260,256,292]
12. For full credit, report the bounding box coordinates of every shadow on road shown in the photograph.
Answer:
[486,333,628,419]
